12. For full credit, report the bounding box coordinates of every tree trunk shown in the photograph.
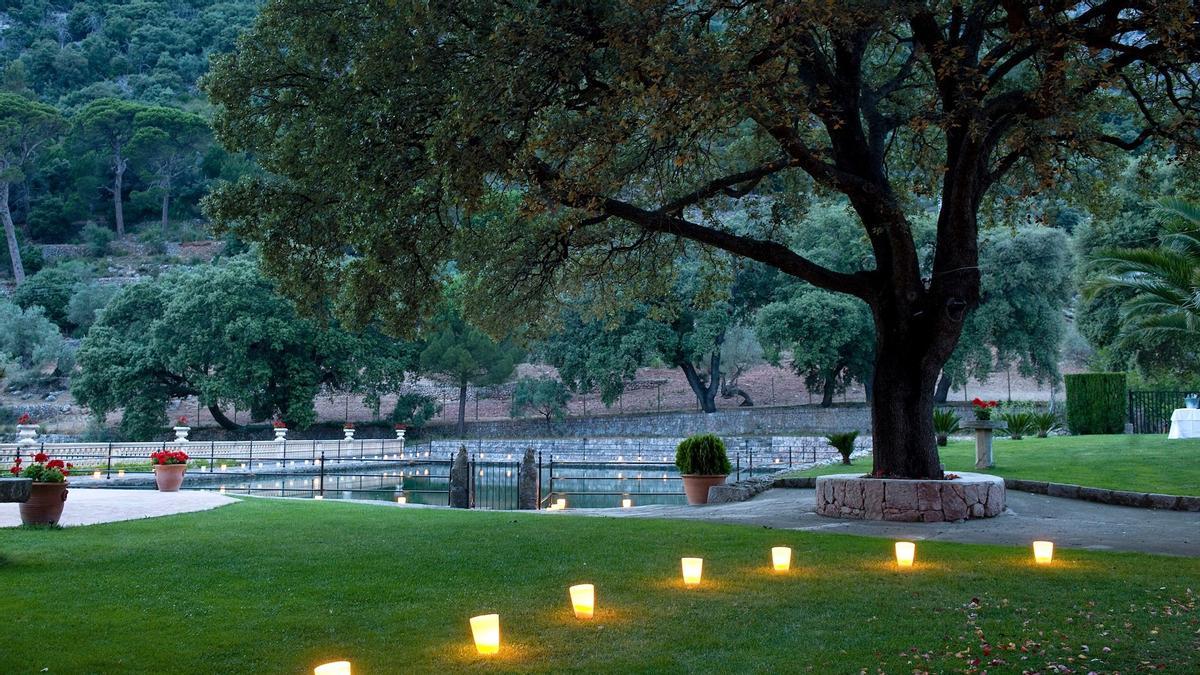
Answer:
[680,355,719,413]
[161,189,170,233]
[1,181,25,284]
[457,382,468,436]
[820,371,837,408]
[934,371,953,404]
[208,404,239,430]
[869,329,948,479]
[112,157,126,238]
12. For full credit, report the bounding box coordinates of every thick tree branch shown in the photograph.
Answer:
[528,162,872,298]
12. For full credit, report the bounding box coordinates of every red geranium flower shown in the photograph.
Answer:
[47,459,65,469]
[33,452,48,463]
[272,419,287,428]
[9,466,18,475]
[17,413,32,425]
[13,457,21,465]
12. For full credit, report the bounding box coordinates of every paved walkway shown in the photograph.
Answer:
[0,488,238,527]
[575,489,1200,557]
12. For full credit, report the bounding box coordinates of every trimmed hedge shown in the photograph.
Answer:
[1064,373,1127,435]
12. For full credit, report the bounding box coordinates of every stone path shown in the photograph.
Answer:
[0,488,238,527]
[572,488,1200,557]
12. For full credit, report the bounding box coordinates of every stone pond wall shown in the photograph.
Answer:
[424,403,872,440]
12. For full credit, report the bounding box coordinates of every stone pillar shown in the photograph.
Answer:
[517,447,538,510]
[449,445,470,508]
[343,426,355,442]
[964,421,1006,469]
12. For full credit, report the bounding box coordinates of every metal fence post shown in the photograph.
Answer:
[208,441,215,473]
[318,451,325,498]
[106,442,113,479]
[536,451,542,508]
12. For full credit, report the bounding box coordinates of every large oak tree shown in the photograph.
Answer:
[205,1,1200,478]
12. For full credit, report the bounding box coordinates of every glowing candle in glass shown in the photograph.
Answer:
[771,546,792,572]
[568,584,595,619]
[681,557,703,585]
[621,498,633,508]
[894,541,916,568]
[470,614,500,655]
[313,661,351,675]
[1032,540,1054,565]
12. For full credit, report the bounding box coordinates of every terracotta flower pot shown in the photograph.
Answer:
[680,474,727,505]
[154,464,187,492]
[19,481,68,526]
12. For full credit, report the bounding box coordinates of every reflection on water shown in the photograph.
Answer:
[211,462,775,509]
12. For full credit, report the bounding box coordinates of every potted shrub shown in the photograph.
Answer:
[151,449,189,492]
[933,408,961,446]
[675,434,731,505]
[272,419,288,442]
[826,431,859,465]
[10,451,72,526]
[343,422,355,441]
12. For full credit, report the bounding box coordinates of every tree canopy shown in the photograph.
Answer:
[71,258,416,439]
[207,1,1200,478]
[418,305,522,435]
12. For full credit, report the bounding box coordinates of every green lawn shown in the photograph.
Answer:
[2,499,1197,673]
[794,434,1200,495]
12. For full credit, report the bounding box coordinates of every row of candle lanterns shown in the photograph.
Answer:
[313,539,1058,669]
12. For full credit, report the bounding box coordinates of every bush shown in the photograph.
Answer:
[81,223,116,257]
[390,393,441,430]
[66,282,119,336]
[932,408,961,446]
[1030,411,1061,438]
[826,431,859,464]
[0,299,74,386]
[675,434,731,475]
[999,411,1035,440]
[12,262,90,330]
[1064,373,1127,434]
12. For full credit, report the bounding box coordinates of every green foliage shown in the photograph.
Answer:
[932,409,961,446]
[999,411,1036,440]
[1030,412,1062,439]
[0,298,74,386]
[70,258,416,439]
[510,377,571,427]
[674,434,731,476]
[1064,373,1128,435]
[1086,198,1200,351]
[541,261,771,413]
[389,393,441,431]
[942,227,1074,392]
[419,300,520,432]
[756,287,874,406]
[12,262,90,331]
[80,223,114,257]
[65,281,118,336]
[825,431,859,465]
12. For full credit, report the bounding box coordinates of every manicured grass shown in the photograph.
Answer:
[2,499,1198,673]
[793,434,1200,495]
